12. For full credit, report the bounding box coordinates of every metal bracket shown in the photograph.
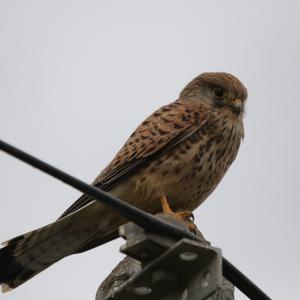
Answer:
[100,214,223,300]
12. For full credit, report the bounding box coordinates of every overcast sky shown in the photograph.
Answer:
[1,1,299,299]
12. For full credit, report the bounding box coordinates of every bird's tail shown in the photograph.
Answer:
[0,203,104,292]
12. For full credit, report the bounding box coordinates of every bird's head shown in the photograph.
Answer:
[179,72,247,116]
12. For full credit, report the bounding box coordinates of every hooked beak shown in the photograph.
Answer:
[226,98,243,115]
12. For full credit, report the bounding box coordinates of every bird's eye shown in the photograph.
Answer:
[213,87,226,99]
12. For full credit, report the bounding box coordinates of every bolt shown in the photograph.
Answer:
[180,251,198,261]
[133,286,152,296]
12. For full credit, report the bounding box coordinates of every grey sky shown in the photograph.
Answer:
[1,1,299,299]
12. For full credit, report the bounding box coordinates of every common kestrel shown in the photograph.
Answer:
[0,72,247,292]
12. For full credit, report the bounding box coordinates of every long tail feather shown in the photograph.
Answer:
[0,202,108,292]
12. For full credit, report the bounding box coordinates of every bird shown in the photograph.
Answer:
[0,72,247,292]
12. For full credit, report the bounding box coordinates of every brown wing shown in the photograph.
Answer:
[59,100,207,219]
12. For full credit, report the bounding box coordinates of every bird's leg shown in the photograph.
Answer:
[160,195,197,233]
[160,195,174,214]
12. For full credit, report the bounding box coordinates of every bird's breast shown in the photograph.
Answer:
[111,119,243,214]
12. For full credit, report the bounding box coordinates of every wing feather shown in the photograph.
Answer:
[59,100,207,219]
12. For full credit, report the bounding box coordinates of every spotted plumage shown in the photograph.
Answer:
[0,72,247,292]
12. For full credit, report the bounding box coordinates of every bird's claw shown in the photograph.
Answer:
[160,196,196,233]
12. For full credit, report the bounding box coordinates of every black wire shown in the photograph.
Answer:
[0,140,271,300]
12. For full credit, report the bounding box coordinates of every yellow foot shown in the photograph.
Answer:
[160,196,197,234]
